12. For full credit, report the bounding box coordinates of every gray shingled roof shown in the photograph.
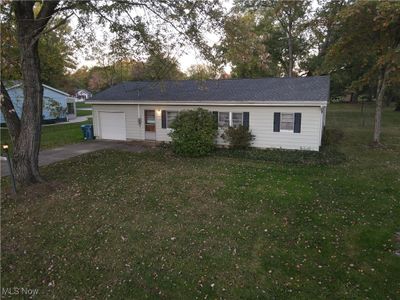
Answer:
[90,76,330,102]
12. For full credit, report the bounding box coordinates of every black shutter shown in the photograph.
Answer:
[273,112,280,132]
[161,110,167,128]
[243,112,250,129]
[294,113,302,133]
[212,111,218,129]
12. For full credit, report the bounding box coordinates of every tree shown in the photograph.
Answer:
[325,1,400,144]
[306,0,349,73]
[65,66,90,93]
[306,0,374,101]
[262,0,311,77]
[139,52,185,81]
[220,13,274,78]
[186,64,218,80]
[68,53,186,94]
[1,9,75,89]
[235,0,311,77]
[0,0,222,186]
[222,0,311,77]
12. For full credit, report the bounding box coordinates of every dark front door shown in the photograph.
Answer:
[144,110,156,140]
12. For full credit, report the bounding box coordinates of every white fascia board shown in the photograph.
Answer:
[86,100,328,107]
[42,84,70,96]
[6,83,70,97]
[5,83,23,91]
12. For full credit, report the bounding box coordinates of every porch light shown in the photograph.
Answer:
[2,144,9,151]
[156,109,162,117]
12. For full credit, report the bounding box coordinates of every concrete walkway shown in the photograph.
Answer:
[1,140,152,177]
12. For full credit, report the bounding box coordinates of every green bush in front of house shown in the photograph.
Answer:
[222,125,255,149]
[169,108,217,157]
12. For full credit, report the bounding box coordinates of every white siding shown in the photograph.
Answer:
[92,104,324,151]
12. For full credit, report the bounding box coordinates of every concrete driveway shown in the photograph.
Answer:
[1,140,153,177]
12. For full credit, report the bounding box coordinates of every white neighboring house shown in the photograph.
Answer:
[75,89,93,101]
[86,76,330,151]
[0,82,77,124]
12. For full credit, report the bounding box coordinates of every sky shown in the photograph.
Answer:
[74,1,234,73]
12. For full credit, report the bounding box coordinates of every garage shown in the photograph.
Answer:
[99,112,126,140]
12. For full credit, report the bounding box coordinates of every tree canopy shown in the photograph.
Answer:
[1,9,75,89]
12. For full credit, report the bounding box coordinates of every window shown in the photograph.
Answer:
[166,111,178,128]
[218,112,230,127]
[67,103,75,114]
[218,112,244,128]
[280,113,294,131]
[231,113,243,128]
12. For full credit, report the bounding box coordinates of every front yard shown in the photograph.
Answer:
[0,121,91,150]
[1,104,399,298]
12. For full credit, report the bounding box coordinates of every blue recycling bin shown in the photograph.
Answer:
[81,124,94,140]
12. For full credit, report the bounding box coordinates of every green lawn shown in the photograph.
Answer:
[75,102,92,109]
[0,121,91,150]
[76,102,93,116]
[77,109,93,117]
[1,103,399,299]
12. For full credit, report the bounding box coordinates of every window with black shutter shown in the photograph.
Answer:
[294,113,302,133]
[161,110,167,129]
[273,112,281,132]
[243,112,250,129]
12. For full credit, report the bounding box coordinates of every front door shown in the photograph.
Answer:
[144,110,156,140]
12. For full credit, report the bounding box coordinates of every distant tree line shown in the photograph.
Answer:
[219,0,400,108]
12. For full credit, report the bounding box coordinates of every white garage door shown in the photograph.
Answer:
[99,112,126,140]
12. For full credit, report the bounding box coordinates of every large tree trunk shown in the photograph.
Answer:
[373,66,389,144]
[1,1,59,186]
[13,39,44,184]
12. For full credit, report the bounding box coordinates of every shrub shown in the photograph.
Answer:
[322,128,344,146]
[215,147,345,166]
[169,108,217,157]
[222,125,255,149]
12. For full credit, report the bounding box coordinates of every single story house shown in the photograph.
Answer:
[0,83,77,125]
[75,89,93,101]
[87,76,329,151]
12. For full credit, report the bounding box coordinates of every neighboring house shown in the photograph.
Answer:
[0,83,77,125]
[75,89,92,101]
[87,76,330,151]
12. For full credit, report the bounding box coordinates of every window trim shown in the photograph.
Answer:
[166,110,178,128]
[218,112,244,128]
[218,112,230,128]
[231,112,243,128]
[279,112,295,132]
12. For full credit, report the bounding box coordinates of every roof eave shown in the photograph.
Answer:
[6,83,70,97]
[86,100,328,106]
